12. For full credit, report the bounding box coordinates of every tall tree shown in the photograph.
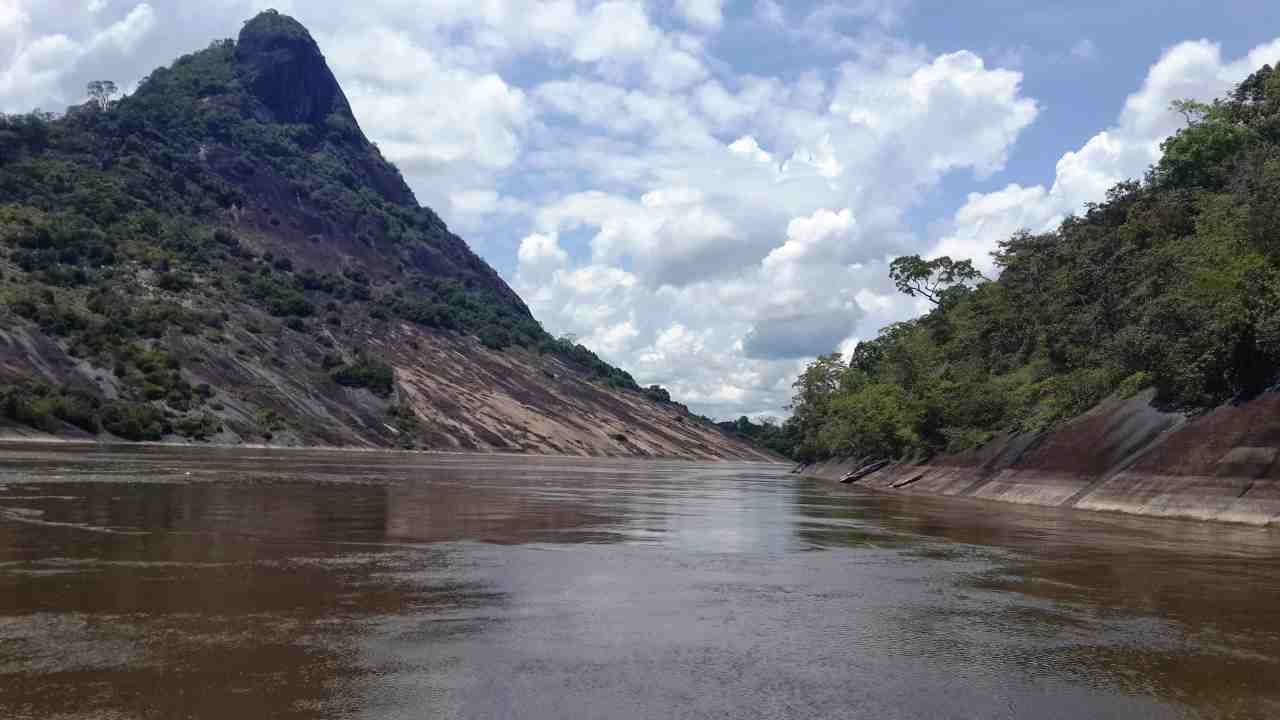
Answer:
[888,255,983,306]
[788,353,847,460]
[86,81,118,111]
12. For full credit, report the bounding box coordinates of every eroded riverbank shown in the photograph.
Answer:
[3,442,1280,719]
[803,389,1280,526]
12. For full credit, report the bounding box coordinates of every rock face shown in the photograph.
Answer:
[235,10,354,127]
[803,389,1280,525]
[0,322,776,460]
[232,10,419,209]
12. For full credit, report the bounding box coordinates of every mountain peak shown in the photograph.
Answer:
[235,9,353,126]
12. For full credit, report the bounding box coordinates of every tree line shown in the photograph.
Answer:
[772,64,1280,463]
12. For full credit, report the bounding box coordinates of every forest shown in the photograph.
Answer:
[779,64,1280,463]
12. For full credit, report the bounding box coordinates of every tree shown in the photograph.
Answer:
[1169,98,1211,127]
[788,353,847,460]
[888,255,984,306]
[86,81,118,111]
[644,385,671,402]
[1155,99,1252,190]
[819,382,922,459]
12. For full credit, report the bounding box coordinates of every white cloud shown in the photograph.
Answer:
[332,31,530,166]
[674,0,724,31]
[571,1,660,62]
[743,307,861,360]
[449,189,528,216]
[929,184,1054,273]
[0,3,28,37]
[587,318,640,355]
[873,50,1038,180]
[517,231,569,274]
[88,2,154,54]
[727,135,774,163]
[534,188,745,287]
[319,26,532,213]
[0,2,157,113]
[930,38,1280,273]
[0,33,77,112]
[507,36,1044,414]
[761,208,856,269]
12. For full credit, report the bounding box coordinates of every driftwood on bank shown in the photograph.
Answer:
[840,459,891,484]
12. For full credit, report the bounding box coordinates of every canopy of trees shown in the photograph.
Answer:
[85,80,118,111]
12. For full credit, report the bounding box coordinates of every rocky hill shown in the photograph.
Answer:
[0,11,774,461]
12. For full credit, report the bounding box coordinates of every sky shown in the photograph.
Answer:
[3,1,1280,420]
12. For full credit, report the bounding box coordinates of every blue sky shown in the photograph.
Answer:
[3,1,1279,419]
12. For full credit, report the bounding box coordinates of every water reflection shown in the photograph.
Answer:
[801,478,1280,718]
[1,444,1278,718]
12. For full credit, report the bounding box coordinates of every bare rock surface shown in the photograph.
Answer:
[803,389,1280,525]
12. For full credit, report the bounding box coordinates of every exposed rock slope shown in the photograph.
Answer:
[803,389,1280,524]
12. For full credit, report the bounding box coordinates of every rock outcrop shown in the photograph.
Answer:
[803,389,1280,525]
[235,10,355,127]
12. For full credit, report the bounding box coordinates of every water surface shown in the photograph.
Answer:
[1,443,1278,719]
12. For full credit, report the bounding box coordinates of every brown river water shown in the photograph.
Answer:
[1,443,1279,719]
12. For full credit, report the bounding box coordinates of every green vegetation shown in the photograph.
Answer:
[782,64,1280,463]
[100,401,170,441]
[643,385,672,402]
[0,376,223,441]
[331,360,395,397]
[716,416,797,458]
[538,335,640,390]
[0,380,100,434]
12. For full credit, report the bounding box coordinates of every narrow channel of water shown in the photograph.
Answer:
[1,443,1277,718]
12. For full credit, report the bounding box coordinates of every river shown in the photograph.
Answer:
[1,443,1278,718]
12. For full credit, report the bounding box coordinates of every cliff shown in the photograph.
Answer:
[0,11,774,461]
[802,388,1280,525]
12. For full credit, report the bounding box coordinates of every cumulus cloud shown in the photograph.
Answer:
[0,2,156,113]
[320,26,532,214]
[827,50,1038,181]
[930,37,1280,273]
[517,232,569,277]
[533,188,752,287]
[498,20,1039,415]
[572,1,660,62]
[449,189,529,217]
[743,309,862,360]
[89,2,155,54]
[762,208,856,269]
[674,0,724,31]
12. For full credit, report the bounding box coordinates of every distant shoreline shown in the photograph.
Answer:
[0,433,784,464]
